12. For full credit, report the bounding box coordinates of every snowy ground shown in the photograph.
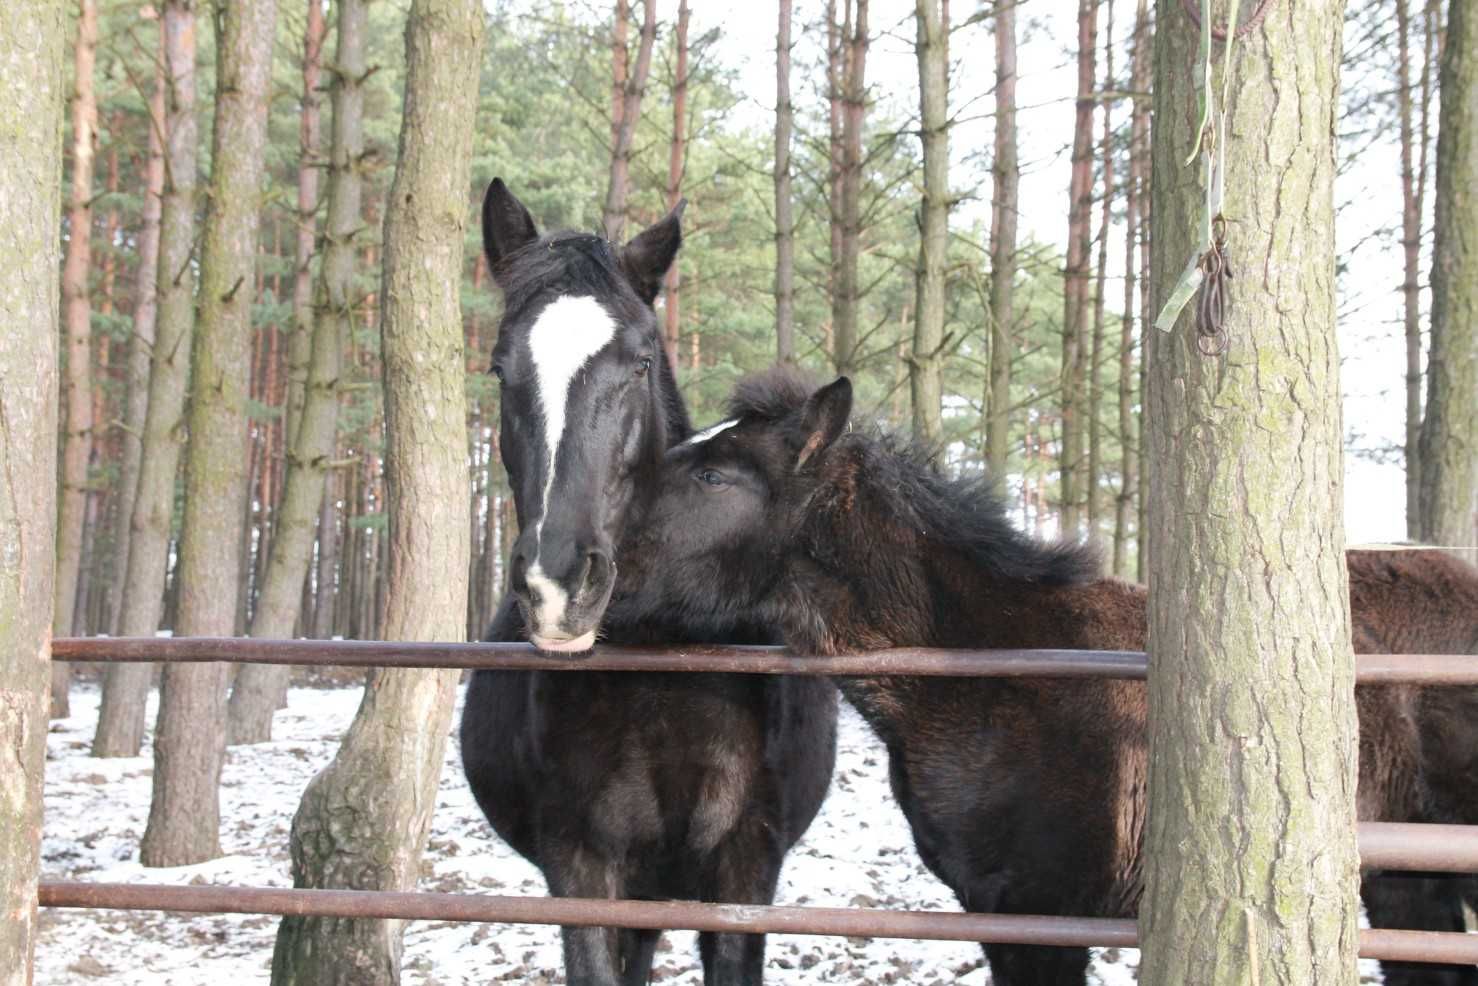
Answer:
[41,680,1144,985]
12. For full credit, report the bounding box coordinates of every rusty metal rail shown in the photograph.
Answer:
[36,882,1478,964]
[50,636,1478,683]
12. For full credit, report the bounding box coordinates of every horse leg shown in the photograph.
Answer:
[617,928,662,986]
[981,941,1092,986]
[545,846,629,986]
[1362,871,1478,986]
[698,831,784,986]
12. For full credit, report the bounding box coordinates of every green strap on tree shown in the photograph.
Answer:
[1155,0,1241,338]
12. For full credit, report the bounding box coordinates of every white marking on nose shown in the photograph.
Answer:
[677,418,738,448]
[524,294,619,630]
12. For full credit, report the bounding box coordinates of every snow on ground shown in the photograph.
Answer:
[39,680,1144,985]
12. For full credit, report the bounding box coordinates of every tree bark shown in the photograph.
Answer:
[826,0,843,367]
[228,0,345,746]
[286,0,326,455]
[602,0,656,241]
[833,0,867,377]
[1087,0,1115,538]
[1141,3,1360,983]
[52,0,100,719]
[661,0,688,368]
[269,0,480,980]
[1398,0,1425,538]
[1060,0,1097,537]
[0,4,64,979]
[1113,0,1148,579]
[910,0,947,448]
[774,0,795,365]
[141,0,279,869]
[1416,0,1477,561]
[112,0,198,767]
[985,0,1017,479]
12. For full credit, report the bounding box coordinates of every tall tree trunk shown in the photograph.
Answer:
[312,472,338,638]
[269,0,480,980]
[52,0,100,718]
[602,0,656,241]
[826,0,844,367]
[985,0,1017,478]
[228,0,345,745]
[286,0,326,453]
[774,0,796,365]
[1416,0,1477,561]
[112,0,198,762]
[833,0,867,377]
[1060,0,1097,536]
[661,0,688,368]
[1398,0,1425,538]
[1141,3,1360,983]
[0,3,64,978]
[1087,0,1115,537]
[141,0,279,868]
[1113,0,1148,579]
[910,0,947,447]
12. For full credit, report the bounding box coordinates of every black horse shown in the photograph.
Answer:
[458,182,837,986]
[606,369,1478,986]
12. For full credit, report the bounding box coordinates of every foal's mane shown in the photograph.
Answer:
[729,369,1100,587]
[495,229,692,442]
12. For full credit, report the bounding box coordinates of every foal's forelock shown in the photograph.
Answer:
[523,293,620,612]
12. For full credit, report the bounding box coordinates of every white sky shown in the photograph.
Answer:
[687,0,1412,543]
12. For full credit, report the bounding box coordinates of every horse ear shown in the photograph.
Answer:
[795,377,852,470]
[619,199,685,305]
[482,178,539,279]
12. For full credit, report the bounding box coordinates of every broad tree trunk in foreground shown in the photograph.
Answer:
[52,0,100,718]
[112,0,198,745]
[142,0,279,868]
[910,0,948,449]
[985,0,1017,478]
[774,0,795,364]
[1060,0,1097,536]
[1417,0,1477,561]
[270,0,480,980]
[0,4,63,980]
[229,0,339,745]
[602,0,656,241]
[1141,3,1359,984]
[94,45,167,758]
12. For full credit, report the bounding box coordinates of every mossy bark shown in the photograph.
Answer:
[1417,0,1477,560]
[141,0,279,868]
[269,0,481,981]
[1141,3,1360,985]
[0,2,64,980]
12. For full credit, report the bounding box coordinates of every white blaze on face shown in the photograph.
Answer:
[677,418,738,449]
[524,294,619,640]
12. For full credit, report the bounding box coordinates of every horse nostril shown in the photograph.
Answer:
[509,550,530,595]
[585,550,614,594]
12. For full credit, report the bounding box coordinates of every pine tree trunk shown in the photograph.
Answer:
[1059,0,1097,537]
[229,0,351,745]
[141,0,279,868]
[910,0,947,447]
[269,0,480,979]
[986,0,1017,478]
[1416,0,1477,561]
[0,4,64,978]
[661,0,688,368]
[111,0,198,764]
[1397,0,1424,538]
[313,475,338,639]
[1140,3,1360,983]
[53,0,100,719]
[286,0,325,451]
[826,0,843,366]
[602,0,656,242]
[1087,0,1114,538]
[833,0,867,377]
[774,0,796,365]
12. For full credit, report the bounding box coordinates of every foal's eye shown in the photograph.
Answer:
[696,468,728,488]
[635,356,653,377]
[490,363,506,383]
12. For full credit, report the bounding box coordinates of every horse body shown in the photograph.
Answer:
[459,185,836,986]
[610,369,1478,986]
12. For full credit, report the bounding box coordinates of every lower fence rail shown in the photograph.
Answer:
[36,882,1478,965]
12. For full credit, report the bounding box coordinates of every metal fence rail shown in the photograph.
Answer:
[42,636,1478,968]
[36,882,1478,965]
[51,635,1478,683]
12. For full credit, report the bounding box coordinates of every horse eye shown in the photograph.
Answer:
[636,356,653,377]
[696,468,728,488]
[490,363,505,383]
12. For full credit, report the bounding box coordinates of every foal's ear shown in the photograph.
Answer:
[795,377,853,470]
[619,200,685,305]
[482,178,539,279]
